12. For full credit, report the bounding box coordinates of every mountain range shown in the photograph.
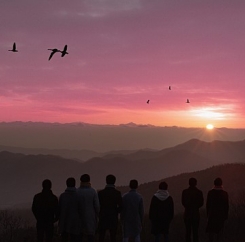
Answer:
[0,145,139,162]
[0,138,245,208]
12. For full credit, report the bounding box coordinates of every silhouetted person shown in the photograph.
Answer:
[58,177,81,241]
[206,177,229,241]
[98,174,122,241]
[77,174,100,242]
[149,181,174,242]
[182,178,204,241]
[32,179,58,242]
[121,179,144,242]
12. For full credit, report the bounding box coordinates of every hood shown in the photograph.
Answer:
[154,190,169,201]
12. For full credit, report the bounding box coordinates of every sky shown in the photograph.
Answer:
[1,0,245,128]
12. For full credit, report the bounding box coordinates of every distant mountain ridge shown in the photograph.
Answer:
[1,121,245,152]
[1,138,245,163]
[0,145,140,161]
[120,139,245,163]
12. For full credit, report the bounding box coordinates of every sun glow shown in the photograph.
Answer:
[191,107,227,120]
[206,124,214,130]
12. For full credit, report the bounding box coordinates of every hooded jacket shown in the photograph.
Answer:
[149,190,174,234]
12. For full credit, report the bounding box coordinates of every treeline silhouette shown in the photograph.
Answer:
[2,163,245,241]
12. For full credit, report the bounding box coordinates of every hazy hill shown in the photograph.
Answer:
[0,145,138,161]
[0,149,215,208]
[118,163,245,214]
[172,139,245,163]
[119,139,245,164]
[2,138,244,163]
[1,138,245,208]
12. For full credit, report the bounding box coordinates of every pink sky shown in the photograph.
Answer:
[1,0,245,128]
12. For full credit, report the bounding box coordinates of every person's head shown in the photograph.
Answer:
[42,179,52,190]
[106,174,116,185]
[189,177,197,187]
[66,177,76,187]
[129,179,138,189]
[80,174,90,183]
[159,181,168,190]
[214,177,222,187]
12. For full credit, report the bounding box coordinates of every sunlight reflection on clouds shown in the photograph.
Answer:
[190,106,235,120]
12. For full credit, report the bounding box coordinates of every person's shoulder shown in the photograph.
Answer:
[34,191,42,196]
[136,191,143,199]
[97,188,102,194]
[115,188,122,195]
[33,192,42,200]
[98,187,107,193]
[195,187,203,194]
[122,191,129,198]
[207,189,213,194]
[182,188,189,195]
[207,189,217,196]
[52,193,58,201]
[91,187,98,193]
[168,195,174,200]
[222,190,229,196]
[58,194,64,202]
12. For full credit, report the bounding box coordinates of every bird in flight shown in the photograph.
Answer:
[8,42,18,52]
[47,48,60,61]
[60,45,68,57]
[147,100,150,104]
[186,99,190,103]
[169,86,171,90]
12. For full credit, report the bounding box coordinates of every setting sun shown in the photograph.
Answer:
[206,124,214,130]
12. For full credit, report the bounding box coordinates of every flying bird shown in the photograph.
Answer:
[147,100,150,104]
[8,42,18,52]
[186,99,190,103]
[60,45,68,57]
[47,48,60,61]
[169,86,171,90]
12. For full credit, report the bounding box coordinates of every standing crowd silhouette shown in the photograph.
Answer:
[32,175,229,242]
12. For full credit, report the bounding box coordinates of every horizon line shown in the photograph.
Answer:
[0,120,244,129]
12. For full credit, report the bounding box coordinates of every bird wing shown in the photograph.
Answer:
[63,45,67,52]
[48,51,56,60]
[13,42,16,51]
